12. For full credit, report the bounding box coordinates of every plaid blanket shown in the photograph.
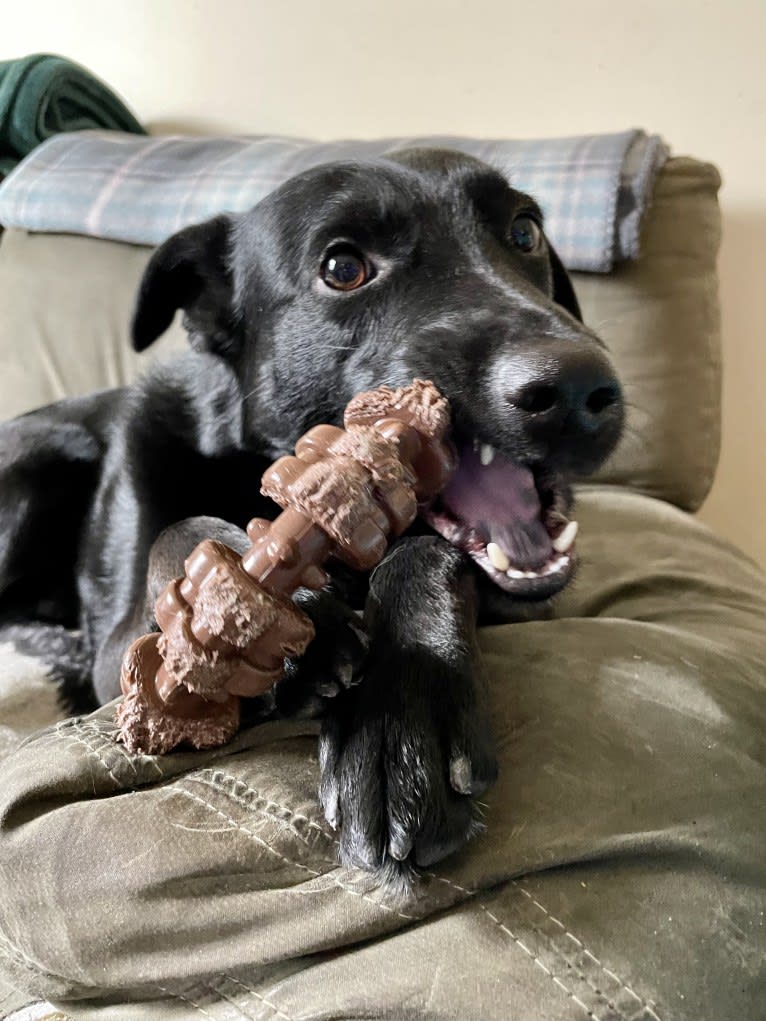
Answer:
[0,129,667,272]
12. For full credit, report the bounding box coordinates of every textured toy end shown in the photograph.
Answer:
[115,379,454,755]
[116,633,241,754]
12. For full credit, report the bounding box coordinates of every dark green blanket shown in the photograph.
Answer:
[0,53,145,176]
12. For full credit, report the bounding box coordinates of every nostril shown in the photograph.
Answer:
[586,385,620,415]
[515,384,559,415]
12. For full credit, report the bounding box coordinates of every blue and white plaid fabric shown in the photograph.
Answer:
[0,129,667,272]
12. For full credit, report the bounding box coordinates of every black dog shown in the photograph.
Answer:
[0,149,623,874]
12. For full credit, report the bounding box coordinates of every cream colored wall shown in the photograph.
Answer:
[3,0,765,565]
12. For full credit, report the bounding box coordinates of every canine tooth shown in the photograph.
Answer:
[480,443,496,466]
[552,520,579,554]
[486,542,510,572]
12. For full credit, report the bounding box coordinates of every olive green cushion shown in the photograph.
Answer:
[0,157,721,511]
[0,487,763,1020]
[573,157,722,509]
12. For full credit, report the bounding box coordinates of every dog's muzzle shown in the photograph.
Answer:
[421,337,623,599]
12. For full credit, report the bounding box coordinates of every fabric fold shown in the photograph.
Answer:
[0,490,764,1019]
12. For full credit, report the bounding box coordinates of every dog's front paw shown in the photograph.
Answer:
[275,592,368,716]
[319,657,497,872]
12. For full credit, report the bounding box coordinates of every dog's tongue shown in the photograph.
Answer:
[441,444,553,569]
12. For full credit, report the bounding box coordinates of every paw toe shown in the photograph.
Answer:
[413,795,477,867]
[387,827,415,862]
[318,726,341,828]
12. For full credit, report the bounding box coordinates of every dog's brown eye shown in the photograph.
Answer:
[321,247,370,291]
[511,215,542,254]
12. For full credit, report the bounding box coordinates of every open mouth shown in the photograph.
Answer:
[421,440,577,598]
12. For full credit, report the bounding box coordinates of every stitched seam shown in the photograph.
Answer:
[30,718,164,781]
[154,983,221,1020]
[167,785,416,921]
[425,873,590,1010]
[427,872,661,1021]
[480,903,600,1020]
[504,898,629,1016]
[60,731,124,789]
[176,775,421,922]
[429,872,601,1019]
[197,768,332,836]
[0,740,655,1017]
[9,729,655,1017]
[76,719,165,779]
[186,770,331,847]
[202,984,259,1021]
[169,786,325,877]
[16,718,84,752]
[220,974,294,1021]
[511,881,661,1020]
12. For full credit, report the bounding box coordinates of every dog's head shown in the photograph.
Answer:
[132,148,623,601]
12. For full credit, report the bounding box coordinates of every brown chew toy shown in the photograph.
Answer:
[116,380,454,755]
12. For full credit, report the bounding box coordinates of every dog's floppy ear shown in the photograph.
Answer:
[131,214,238,354]
[548,243,583,323]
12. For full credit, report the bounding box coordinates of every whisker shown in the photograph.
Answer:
[306,344,356,353]
[588,316,623,332]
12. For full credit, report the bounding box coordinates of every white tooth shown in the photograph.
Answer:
[523,570,538,579]
[552,520,579,554]
[480,443,496,466]
[507,568,524,579]
[486,542,510,572]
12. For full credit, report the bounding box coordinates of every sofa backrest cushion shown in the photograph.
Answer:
[0,157,721,510]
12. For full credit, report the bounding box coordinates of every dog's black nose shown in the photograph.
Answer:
[500,341,623,469]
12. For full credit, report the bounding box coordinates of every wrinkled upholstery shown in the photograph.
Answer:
[0,490,764,1020]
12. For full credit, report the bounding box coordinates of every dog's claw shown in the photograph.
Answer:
[449,749,497,796]
[449,753,474,794]
[334,661,355,690]
[321,790,340,830]
[318,725,341,828]
[388,831,414,862]
[276,594,368,715]
[319,667,495,877]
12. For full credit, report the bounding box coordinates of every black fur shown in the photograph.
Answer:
[0,149,623,876]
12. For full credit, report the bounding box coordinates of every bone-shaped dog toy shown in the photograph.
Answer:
[116,379,455,754]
